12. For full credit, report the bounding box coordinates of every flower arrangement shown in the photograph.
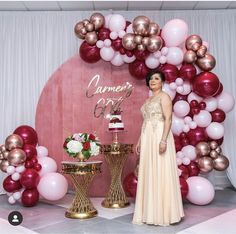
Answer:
[63,133,100,161]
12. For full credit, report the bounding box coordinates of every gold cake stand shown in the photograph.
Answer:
[61,161,102,219]
[101,140,133,208]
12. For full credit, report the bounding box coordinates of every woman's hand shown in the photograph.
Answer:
[159,141,167,154]
[135,142,141,155]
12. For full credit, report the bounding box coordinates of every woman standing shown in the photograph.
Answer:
[132,71,184,226]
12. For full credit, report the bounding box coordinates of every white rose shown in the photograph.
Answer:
[67,140,83,154]
[90,142,100,156]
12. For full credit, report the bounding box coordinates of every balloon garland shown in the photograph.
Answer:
[75,13,235,205]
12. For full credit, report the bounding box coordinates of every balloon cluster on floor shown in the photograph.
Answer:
[0,125,68,207]
[74,12,235,206]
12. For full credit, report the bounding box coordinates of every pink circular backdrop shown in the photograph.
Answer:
[35,55,147,196]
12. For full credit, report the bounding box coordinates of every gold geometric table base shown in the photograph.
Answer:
[61,161,102,219]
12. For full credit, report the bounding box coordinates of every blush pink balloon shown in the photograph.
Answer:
[173,100,190,117]
[36,146,48,158]
[37,157,57,177]
[182,145,196,160]
[206,122,224,140]
[166,47,184,66]
[171,114,185,136]
[193,110,212,128]
[162,83,176,100]
[216,91,235,113]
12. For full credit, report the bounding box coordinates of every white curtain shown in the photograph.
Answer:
[1,10,236,194]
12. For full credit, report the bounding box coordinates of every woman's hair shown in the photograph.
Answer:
[146,70,166,87]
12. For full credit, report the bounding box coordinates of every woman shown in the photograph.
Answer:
[132,71,184,226]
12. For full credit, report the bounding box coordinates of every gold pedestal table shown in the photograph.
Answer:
[61,161,102,219]
[101,142,133,208]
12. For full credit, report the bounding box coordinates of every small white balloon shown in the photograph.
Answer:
[163,83,176,100]
[187,92,203,103]
[176,158,183,166]
[104,39,112,47]
[96,40,104,49]
[182,157,191,165]
[161,47,169,55]
[8,196,16,204]
[16,165,25,173]
[13,191,21,200]
[118,30,126,38]
[7,166,15,175]
[182,145,196,160]
[204,97,218,112]
[159,55,167,64]
[183,124,190,133]
[11,172,20,181]
[175,78,184,86]
[177,151,184,158]
[122,55,136,63]
[100,47,115,61]
[154,51,161,59]
[110,31,118,40]
[169,82,177,90]
[181,81,191,95]
[189,121,197,129]
[171,114,185,135]
[111,52,124,66]
[176,86,184,93]
[184,116,192,124]
[193,110,212,128]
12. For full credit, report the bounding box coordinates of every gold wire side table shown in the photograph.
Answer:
[101,143,133,208]
[61,161,102,219]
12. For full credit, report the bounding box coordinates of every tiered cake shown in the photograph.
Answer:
[108,109,124,131]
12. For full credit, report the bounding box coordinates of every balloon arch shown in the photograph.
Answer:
[76,13,235,205]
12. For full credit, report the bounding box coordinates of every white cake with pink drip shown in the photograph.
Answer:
[108,109,124,131]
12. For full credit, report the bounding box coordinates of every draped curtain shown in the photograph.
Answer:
[1,9,236,194]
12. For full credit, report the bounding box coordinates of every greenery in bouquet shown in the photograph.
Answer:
[63,132,100,160]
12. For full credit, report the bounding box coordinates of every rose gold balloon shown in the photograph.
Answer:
[142,37,150,46]
[83,19,90,26]
[210,150,219,159]
[0,144,6,153]
[213,155,229,171]
[85,31,98,45]
[198,156,213,173]
[132,16,150,36]
[3,150,9,159]
[7,149,26,166]
[137,44,146,51]
[184,50,197,63]
[192,42,201,52]
[0,159,9,173]
[196,53,216,71]
[90,13,105,30]
[5,134,23,151]
[148,22,160,35]
[215,146,222,154]
[210,141,218,150]
[74,21,85,39]
[186,35,202,50]
[134,35,143,45]
[122,33,136,50]
[147,35,163,53]
[196,142,211,157]
[0,152,3,160]
[85,23,94,32]
[197,45,207,58]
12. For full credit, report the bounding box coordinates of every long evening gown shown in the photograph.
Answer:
[132,96,184,226]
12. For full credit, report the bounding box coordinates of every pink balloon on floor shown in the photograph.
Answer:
[37,172,68,201]
[186,176,215,205]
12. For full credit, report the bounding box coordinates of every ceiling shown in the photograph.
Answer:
[0,1,235,11]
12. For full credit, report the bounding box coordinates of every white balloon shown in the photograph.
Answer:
[100,47,115,61]
[169,82,177,90]
[189,121,197,129]
[183,124,190,133]
[8,196,16,204]
[11,172,20,181]
[16,165,25,173]
[204,97,218,112]
[166,47,184,66]
[118,30,126,38]
[206,122,224,139]
[104,39,111,47]
[13,191,21,200]
[217,91,235,113]
[182,157,190,165]
[154,51,161,58]
[176,86,184,94]
[175,78,184,86]
[187,92,203,103]
[38,157,57,177]
[161,19,188,47]
[182,145,196,160]
[171,114,185,135]
[193,110,212,128]
[7,166,15,175]
[145,55,160,69]
[126,24,133,33]
[177,168,182,176]
[105,14,112,28]
[181,81,191,95]
[110,31,118,40]
[37,146,48,158]
[163,83,176,100]
[161,47,169,55]
[96,40,104,49]
[108,14,126,32]
[159,55,167,64]
[111,52,124,66]
[122,55,136,63]
[177,151,184,158]
[173,100,190,117]
[184,116,192,124]
[176,158,183,166]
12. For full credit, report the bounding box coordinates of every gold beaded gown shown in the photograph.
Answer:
[132,96,184,226]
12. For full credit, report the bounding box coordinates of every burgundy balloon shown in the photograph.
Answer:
[21,188,39,207]
[187,127,207,146]
[187,161,200,177]
[199,101,206,110]
[119,47,126,55]
[25,160,34,168]
[126,50,134,57]
[20,169,40,189]
[190,100,199,108]
[192,72,220,98]
[123,172,138,197]
[34,163,42,172]
[179,177,189,198]
[213,82,223,97]
[3,175,22,193]
[125,21,131,30]
[173,93,188,105]
[191,107,200,115]
[179,132,187,140]
[79,41,101,63]
[31,156,38,164]
[211,109,226,122]
[174,135,182,152]
[133,49,150,61]
[160,64,179,83]
[111,38,122,51]
[179,64,197,81]
[23,144,37,160]
[13,125,38,146]
[181,138,190,147]
[178,165,189,179]
[97,28,110,40]
[129,60,150,80]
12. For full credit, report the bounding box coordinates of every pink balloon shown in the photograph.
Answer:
[37,172,68,201]
[171,114,185,136]
[108,14,126,32]
[37,157,57,177]
[187,92,203,103]
[161,19,188,47]
[36,146,48,158]
[204,97,218,112]
[145,55,160,69]
[216,91,235,113]
[166,47,184,66]
[173,100,190,117]
[111,52,124,66]
[181,145,196,160]
[100,47,115,61]
[193,110,212,128]
[206,122,224,140]
[162,83,176,100]
[186,176,215,205]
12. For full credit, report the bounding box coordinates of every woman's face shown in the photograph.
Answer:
[149,74,162,91]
